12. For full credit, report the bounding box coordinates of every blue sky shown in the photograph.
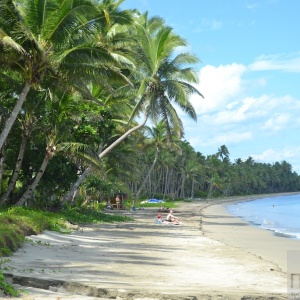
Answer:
[121,0,300,173]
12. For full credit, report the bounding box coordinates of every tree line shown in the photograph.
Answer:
[0,0,299,209]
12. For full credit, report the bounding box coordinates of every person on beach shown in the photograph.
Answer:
[155,214,164,224]
[155,214,174,225]
[106,199,113,210]
[115,195,121,210]
[166,209,180,223]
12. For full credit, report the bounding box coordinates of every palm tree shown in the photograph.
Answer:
[14,89,94,206]
[216,145,230,161]
[0,0,129,151]
[129,13,203,136]
[134,120,169,203]
[62,12,203,204]
[0,99,42,204]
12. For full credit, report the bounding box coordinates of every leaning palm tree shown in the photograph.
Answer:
[128,13,203,207]
[62,12,203,204]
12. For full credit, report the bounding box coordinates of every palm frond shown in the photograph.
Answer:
[43,0,98,45]
[0,33,26,54]
[0,0,22,33]
[58,142,101,169]
[22,0,56,36]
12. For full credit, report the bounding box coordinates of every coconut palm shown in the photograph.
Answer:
[14,89,100,206]
[62,12,203,204]
[216,145,230,161]
[0,95,44,204]
[0,0,130,151]
[129,13,203,137]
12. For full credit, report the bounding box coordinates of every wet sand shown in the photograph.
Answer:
[201,196,300,273]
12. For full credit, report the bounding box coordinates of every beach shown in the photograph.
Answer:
[201,196,300,273]
[3,194,300,300]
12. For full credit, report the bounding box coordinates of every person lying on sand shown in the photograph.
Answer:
[157,206,170,212]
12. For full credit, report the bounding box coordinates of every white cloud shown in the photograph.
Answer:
[191,63,247,114]
[207,19,223,30]
[180,54,300,172]
[212,97,257,125]
[250,146,300,172]
[189,60,300,131]
[246,3,260,10]
[189,130,252,149]
[193,18,223,32]
[262,113,291,131]
[211,131,252,146]
[249,53,300,72]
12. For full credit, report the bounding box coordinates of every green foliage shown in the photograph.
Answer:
[194,191,208,199]
[151,193,164,200]
[0,269,19,297]
[60,207,132,223]
[138,200,176,209]
[1,0,300,223]
[126,138,300,201]
[0,258,19,296]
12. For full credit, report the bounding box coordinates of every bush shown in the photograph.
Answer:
[194,191,208,198]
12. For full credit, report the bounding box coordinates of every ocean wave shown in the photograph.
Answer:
[226,194,300,240]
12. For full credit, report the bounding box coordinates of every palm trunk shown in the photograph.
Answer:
[222,183,230,197]
[153,167,163,194]
[180,173,186,198]
[62,167,91,204]
[0,141,7,195]
[163,169,169,198]
[191,179,195,199]
[207,177,216,199]
[62,115,149,204]
[15,149,53,206]
[133,146,159,208]
[0,126,30,204]
[0,82,31,151]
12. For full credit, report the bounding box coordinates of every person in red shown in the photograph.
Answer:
[115,195,121,210]
[156,214,163,224]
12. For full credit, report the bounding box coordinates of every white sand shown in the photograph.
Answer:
[4,196,299,299]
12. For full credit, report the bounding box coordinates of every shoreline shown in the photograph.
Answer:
[200,192,300,273]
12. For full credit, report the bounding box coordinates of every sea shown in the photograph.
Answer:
[226,193,300,240]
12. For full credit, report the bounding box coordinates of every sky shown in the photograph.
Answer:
[121,0,300,173]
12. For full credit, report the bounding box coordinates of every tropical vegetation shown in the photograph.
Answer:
[0,0,299,211]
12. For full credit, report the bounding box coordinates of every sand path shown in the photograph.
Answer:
[3,199,294,300]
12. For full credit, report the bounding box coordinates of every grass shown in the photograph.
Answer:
[138,201,176,208]
[0,206,133,296]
